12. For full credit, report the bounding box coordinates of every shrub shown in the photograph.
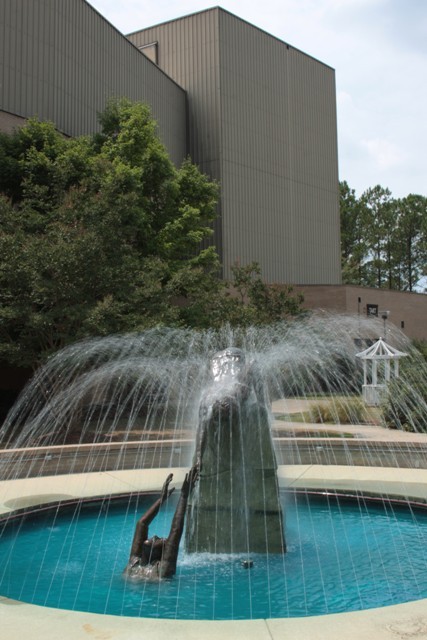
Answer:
[381,377,427,433]
[381,343,427,433]
[310,397,367,425]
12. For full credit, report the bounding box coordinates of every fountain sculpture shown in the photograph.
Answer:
[0,314,426,629]
[186,347,285,554]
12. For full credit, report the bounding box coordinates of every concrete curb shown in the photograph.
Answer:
[1,465,427,640]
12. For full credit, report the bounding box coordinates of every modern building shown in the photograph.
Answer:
[295,285,427,342]
[1,0,425,339]
[0,0,187,163]
[128,8,341,284]
[0,0,341,285]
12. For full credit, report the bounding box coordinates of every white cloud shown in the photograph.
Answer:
[360,138,406,170]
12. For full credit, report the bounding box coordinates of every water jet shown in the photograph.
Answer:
[0,315,426,639]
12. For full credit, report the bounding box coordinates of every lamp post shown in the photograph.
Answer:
[380,310,390,339]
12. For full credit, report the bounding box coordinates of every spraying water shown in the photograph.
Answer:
[0,313,426,620]
[1,313,425,478]
[186,347,285,554]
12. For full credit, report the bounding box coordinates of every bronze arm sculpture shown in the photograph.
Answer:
[123,466,198,581]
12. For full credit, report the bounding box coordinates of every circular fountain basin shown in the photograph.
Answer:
[1,465,427,640]
[1,491,427,619]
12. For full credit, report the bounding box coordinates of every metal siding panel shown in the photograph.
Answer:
[47,1,57,121]
[128,9,223,257]
[128,9,221,176]
[0,2,10,111]
[287,48,340,283]
[218,11,293,281]
[0,0,186,165]
[216,10,340,284]
[7,0,17,113]
[1,2,340,285]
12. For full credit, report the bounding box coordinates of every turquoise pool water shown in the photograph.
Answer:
[0,492,426,619]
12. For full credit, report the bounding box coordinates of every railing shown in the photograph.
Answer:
[1,437,427,480]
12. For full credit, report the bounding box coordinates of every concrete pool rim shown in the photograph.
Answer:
[1,464,427,640]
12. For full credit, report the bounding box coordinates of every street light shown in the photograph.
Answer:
[380,310,390,338]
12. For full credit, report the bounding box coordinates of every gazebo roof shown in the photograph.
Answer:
[355,337,408,360]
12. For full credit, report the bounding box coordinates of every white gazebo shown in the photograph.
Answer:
[355,337,408,406]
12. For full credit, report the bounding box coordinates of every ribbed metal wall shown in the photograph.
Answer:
[129,8,341,285]
[1,2,341,284]
[128,9,223,258]
[0,0,186,165]
[218,11,340,284]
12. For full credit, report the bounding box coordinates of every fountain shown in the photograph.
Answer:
[186,347,285,554]
[0,314,426,638]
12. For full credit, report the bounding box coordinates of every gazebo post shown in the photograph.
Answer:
[385,360,391,382]
[372,360,377,386]
[363,361,368,386]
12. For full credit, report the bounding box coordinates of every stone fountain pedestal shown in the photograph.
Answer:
[186,384,285,554]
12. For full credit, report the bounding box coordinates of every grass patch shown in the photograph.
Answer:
[275,396,381,426]
[272,428,355,438]
[275,412,312,423]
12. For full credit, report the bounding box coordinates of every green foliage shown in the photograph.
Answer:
[0,99,305,369]
[382,377,427,433]
[340,181,367,285]
[0,99,221,367]
[309,397,368,425]
[393,195,427,292]
[340,181,427,291]
[361,185,395,289]
[0,119,67,207]
[381,345,427,433]
[412,339,427,361]
[221,262,304,327]
[167,247,226,329]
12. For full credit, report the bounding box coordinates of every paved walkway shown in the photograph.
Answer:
[1,465,427,517]
[272,398,427,442]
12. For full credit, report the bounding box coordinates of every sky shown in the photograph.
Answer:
[88,0,427,199]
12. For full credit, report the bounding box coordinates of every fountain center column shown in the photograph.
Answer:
[185,348,286,554]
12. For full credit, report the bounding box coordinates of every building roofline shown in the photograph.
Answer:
[297,284,427,298]
[85,0,186,93]
[127,5,335,72]
[126,5,220,36]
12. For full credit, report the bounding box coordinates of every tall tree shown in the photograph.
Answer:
[394,194,427,292]
[339,181,368,285]
[360,185,395,289]
[221,262,304,327]
[0,100,221,367]
[340,181,426,293]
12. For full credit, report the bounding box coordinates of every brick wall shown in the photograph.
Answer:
[296,285,426,341]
